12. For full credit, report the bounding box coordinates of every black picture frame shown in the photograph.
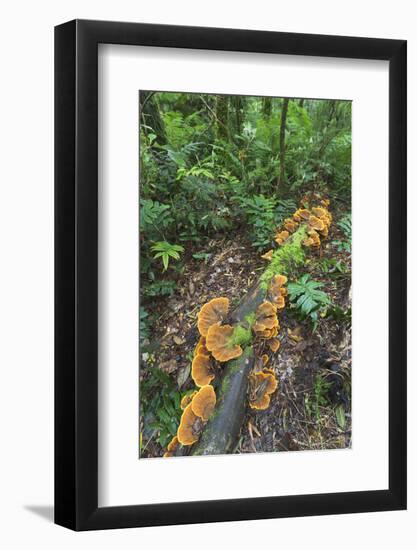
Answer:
[55,19,407,531]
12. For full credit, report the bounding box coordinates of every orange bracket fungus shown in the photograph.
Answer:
[163,435,180,458]
[197,297,229,337]
[275,230,290,246]
[303,229,321,248]
[261,354,269,366]
[192,353,215,387]
[267,338,280,353]
[296,208,311,221]
[194,336,209,357]
[283,218,299,233]
[249,370,278,410]
[180,390,198,410]
[268,274,288,309]
[177,403,203,446]
[253,301,278,334]
[206,323,243,362]
[191,385,216,421]
[261,249,274,261]
[308,215,326,232]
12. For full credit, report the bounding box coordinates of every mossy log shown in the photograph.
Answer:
[191,347,255,455]
[190,225,308,456]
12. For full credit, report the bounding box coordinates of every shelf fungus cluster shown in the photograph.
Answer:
[168,384,217,451]
[165,296,242,455]
[246,276,287,410]
[249,368,278,410]
[300,203,333,248]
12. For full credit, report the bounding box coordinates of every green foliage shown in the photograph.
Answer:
[140,199,173,239]
[140,92,352,346]
[312,373,331,420]
[327,304,352,323]
[335,404,347,430]
[338,214,352,239]
[316,257,349,277]
[260,225,307,287]
[192,251,212,263]
[332,213,352,252]
[151,241,184,271]
[140,306,149,348]
[288,274,331,327]
[140,367,182,448]
[143,280,177,297]
[238,194,277,249]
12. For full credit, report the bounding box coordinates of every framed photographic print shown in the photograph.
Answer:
[55,20,407,530]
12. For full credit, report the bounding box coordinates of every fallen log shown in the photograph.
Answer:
[192,347,255,455]
[191,225,308,456]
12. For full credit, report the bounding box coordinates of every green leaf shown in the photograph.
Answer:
[335,405,346,430]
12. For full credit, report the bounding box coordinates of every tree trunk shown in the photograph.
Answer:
[192,348,255,455]
[139,91,167,145]
[215,95,229,140]
[262,97,272,119]
[278,97,290,187]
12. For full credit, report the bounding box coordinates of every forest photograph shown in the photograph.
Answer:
[139,91,352,459]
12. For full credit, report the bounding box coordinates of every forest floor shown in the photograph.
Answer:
[140,205,352,458]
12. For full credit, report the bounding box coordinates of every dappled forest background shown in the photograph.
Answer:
[139,92,352,457]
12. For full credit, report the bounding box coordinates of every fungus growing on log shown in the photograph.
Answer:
[308,215,326,232]
[319,225,329,237]
[275,230,290,246]
[283,218,299,233]
[191,348,255,456]
[163,435,180,458]
[303,229,321,248]
[177,403,203,446]
[191,385,216,421]
[206,323,243,362]
[268,274,288,308]
[261,249,274,261]
[267,337,281,353]
[293,208,311,222]
[194,336,208,357]
[197,297,229,337]
[192,353,215,387]
[249,370,278,410]
[180,390,198,410]
[261,354,269,366]
[253,301,278,336]
[311,206,329,221]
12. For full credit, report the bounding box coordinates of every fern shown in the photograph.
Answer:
[140,199,172,236]
[151,241,184,271]
[275,198,298,225]
[338,214,351,240]
[288,274,330,326]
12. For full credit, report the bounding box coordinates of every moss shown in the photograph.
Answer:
[244,311,256,327]
[229,324,252,347]
[260,225,307,289]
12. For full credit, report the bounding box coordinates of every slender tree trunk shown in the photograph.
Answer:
[278,98,290,187]
[298,98,305,108]
[139,91,167,145]
[215,95,229,140]
[262,97,272,119]
[232,96,243,136]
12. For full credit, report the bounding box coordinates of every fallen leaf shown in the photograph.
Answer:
[173,335,185,346]
[177,363,191,388]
